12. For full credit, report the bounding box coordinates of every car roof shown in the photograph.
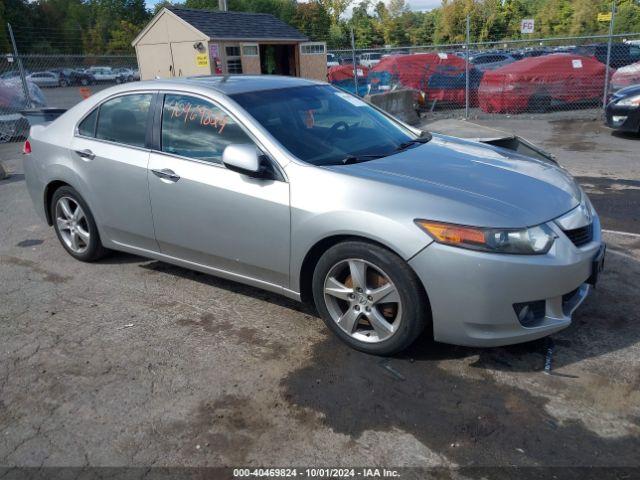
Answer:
[135,75,324,95]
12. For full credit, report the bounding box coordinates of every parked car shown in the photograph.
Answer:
[605,84,640,134]
[0,70,24,80]
[327,53,339,68]
[478,54,607,113]
[611,61,640,91]
[369,53,482,107]
[23,76,604,355]
[53,68,96,86]
[327,64,369,96]
[359,52,382,68]
[470,52,518,71]
[26,71,66,88]
[114,68,136,83]
[519,48,552,58]
[0,77,46,141]
[86,67,118,82]
[577,43,640,68]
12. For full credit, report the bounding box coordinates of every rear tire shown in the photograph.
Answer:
[51,186,108,262]
[312,241,429,355]
[528,93,551,113]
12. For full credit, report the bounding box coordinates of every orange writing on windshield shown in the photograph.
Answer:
[168,100,228,134]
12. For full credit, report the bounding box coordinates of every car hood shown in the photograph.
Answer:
[325,134,581,228]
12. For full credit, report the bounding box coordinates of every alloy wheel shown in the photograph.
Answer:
[55,197,90,254]
[323,258,402,343]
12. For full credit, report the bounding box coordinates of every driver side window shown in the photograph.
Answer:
[161,94,253,164]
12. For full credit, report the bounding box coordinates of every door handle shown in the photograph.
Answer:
[151,168,180,182]
[74,149,95,160]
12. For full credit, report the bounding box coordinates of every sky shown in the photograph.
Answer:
[145,0,443,13]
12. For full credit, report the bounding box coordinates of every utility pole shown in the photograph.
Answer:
[7,23,33,109]
[602,1,616,111]
[351,27,358,95]
[465,15,470,119]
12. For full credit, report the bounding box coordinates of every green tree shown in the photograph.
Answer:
[614,0,640,34]
[317,0,353,25]
[0,1,10,52]
[536,0,573,36]
[292,1,331,41]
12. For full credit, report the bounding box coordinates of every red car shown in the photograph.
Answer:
[369,53,480,106]
[611,61,640,92]
[478,54,608,113]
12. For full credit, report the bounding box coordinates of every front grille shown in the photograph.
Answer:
[563,224,593,247]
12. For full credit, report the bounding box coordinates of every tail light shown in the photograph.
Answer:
[23,140,32,155]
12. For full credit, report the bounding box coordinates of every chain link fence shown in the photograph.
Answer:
[327,14,640,122]
[1,24,137,142]
[3,13,640,142]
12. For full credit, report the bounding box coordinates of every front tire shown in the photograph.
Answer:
[312,241,429,355]
[51,186,108,262]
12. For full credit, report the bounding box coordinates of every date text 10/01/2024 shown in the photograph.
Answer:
[233,468,401,478]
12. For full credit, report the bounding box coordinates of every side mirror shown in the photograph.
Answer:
[222,144,265,178]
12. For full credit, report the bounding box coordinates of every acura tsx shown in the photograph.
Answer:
[23,76,605,355]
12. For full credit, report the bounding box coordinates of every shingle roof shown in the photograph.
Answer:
[168,7,308,41]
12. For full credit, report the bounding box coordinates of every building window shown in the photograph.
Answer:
[242,45,259,56]
[300,43,326,55]
[225,45,243,74]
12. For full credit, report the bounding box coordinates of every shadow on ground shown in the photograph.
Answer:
[577,176,640,234]
[130,243,639,374]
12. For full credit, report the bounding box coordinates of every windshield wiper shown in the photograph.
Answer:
[394,132,433,152]
[338,154,386,165]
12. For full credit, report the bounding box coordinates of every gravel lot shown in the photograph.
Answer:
[0,116,639,473]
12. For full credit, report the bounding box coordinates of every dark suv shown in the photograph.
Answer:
[54,68,96,86]
[578,43,640,68]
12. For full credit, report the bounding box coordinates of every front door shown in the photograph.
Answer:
[147,93,290,288]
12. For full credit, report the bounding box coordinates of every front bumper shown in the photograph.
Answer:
[409,217,602,347]
[605,104,640,132]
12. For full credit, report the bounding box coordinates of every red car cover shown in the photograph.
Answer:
[478,54,608,113]
[327,64,369,83]
[369,53,472,105]
[611,61,640,90]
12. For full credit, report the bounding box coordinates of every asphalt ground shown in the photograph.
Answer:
[0,117,639,474]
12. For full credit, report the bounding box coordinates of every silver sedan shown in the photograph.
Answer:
[23,76,605,355]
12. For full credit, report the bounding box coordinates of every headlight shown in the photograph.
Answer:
[415,220,556,254]
[616,94,640,107]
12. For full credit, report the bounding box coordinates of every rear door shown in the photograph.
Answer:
[147,92,290,287]
[70,92,158,252]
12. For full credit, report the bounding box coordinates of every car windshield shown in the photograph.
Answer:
[231,85,419,166]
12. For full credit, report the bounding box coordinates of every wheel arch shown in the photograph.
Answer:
[43,180,72,225]
[297,234,428,306]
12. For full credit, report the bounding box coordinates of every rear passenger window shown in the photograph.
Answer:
[95,94,152,148]
[161,94,253,163]
[78,108,98,137]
